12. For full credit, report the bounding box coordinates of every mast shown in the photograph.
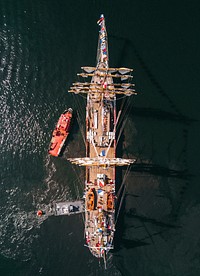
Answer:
[96,14,109,67]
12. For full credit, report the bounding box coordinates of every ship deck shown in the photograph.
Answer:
[85,75,116,257]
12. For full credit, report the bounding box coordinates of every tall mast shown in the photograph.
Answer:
[69,16,136,98]
[96,14,109,68]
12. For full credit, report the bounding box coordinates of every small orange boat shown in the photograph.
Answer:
[48,108,73,157]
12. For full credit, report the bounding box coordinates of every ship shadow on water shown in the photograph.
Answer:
[112,144,192,245]
[132,107,197,125]
[129,163,193,180]
[112,163,185,255]
[111,130,193,274]
[105,33,199,275]
[112,192,151,252]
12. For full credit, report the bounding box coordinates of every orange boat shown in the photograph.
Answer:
[48,108,73,157]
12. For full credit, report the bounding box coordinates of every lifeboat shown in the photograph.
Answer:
[48,108,73,157]
[107,193,114,210]
[86,188,96,211]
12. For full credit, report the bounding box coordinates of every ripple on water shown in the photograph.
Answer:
[0,1,76,263]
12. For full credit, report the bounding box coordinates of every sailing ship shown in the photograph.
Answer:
[48,108,73,157]
[67,14,137,265]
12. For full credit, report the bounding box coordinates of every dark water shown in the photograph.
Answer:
[1,0,200,275]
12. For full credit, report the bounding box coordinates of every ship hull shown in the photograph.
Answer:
[84,62,116,257]
[67,15,136,264]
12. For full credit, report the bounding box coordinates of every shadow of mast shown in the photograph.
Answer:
[130,162,192,180]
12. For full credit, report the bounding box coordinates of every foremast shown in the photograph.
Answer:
[96,14,109,67]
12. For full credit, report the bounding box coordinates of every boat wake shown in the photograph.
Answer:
[0,151,72,261]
